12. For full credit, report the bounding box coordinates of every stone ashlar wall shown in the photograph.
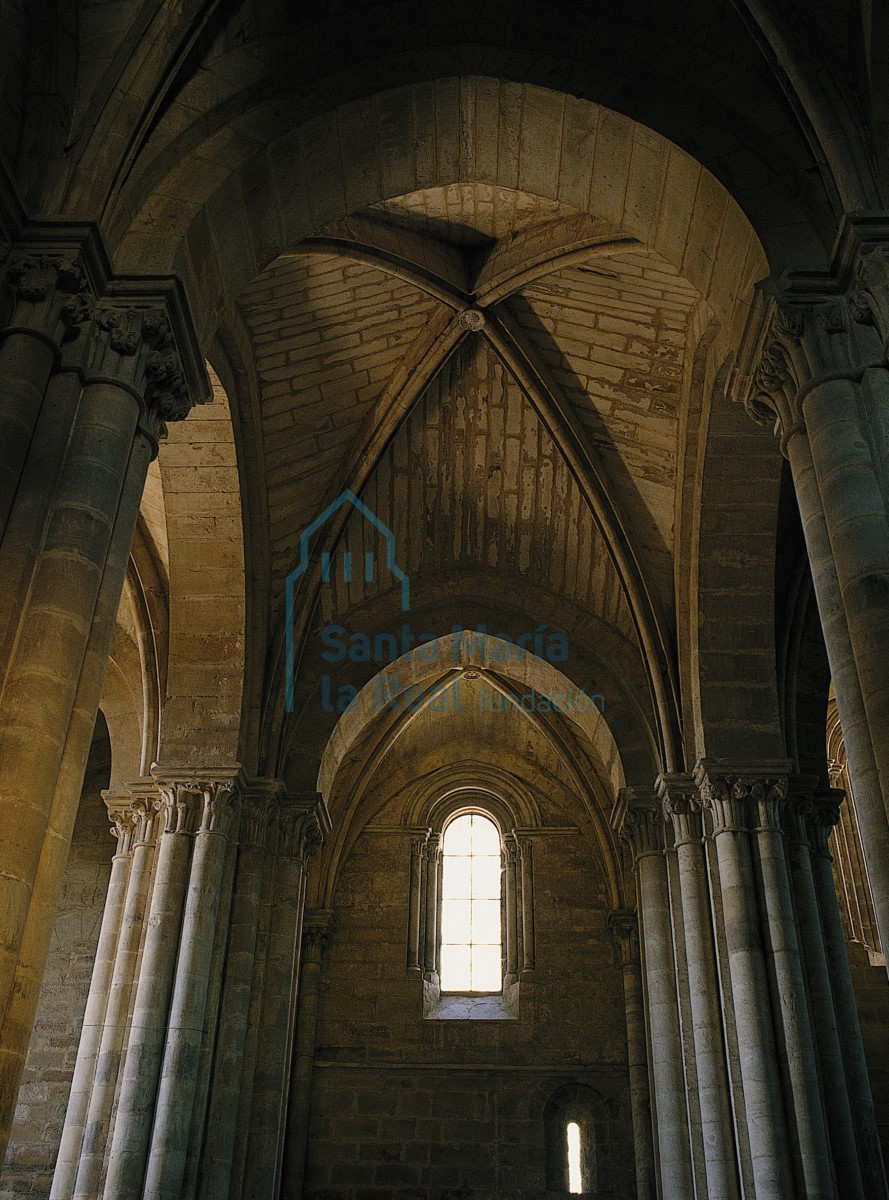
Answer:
[0,723,112,1198]
[304,799,634,1199]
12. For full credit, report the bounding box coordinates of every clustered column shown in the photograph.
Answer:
[49,794,135,1199]
[281,910,335,1200]
[611,788,694,1200]
[783,779,868,1196]
[241,794,330,1200]
[658,775,738,1200]
[608,909,656,1200]
[0,227,209,1159]
[67,789,158,1199]
[736,224,889,969]
[199,783,276,1199]
[140,773,243,1200]
[808,790,889,1195]
[617,765,886,1200]
[50,775,331,1200]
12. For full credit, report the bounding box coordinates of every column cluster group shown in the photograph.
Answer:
[613,766,886,1200]
[50,772,328,1200]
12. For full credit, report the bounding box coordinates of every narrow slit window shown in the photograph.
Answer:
[567,1121,582,1193]
[440,813,502,992]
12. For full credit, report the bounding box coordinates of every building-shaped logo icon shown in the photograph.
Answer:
[285,489,410,710]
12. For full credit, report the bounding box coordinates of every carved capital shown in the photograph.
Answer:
[732,262,885,445]
[2,251,95,346]
[754,300,862,430]
[102,791,135,856]
[74,303,189,438]
[0,224,108,348]
[755,777,789,830]
[60,273,210,448]
[657,773,703,844]
[827,758,845,789]
[516,836,534,864]
[783,775,819,847]
[302,909,335,962]
[125,779,161,846]
[239,778,283,847]
[278,792,331,862]
[695,762,790,834]
[151,765,244,837]
[612,787,664,858]
[607,908,639,965]
[154,782,202,835]
[808,788,844,860]
[852,245,889,351]
[196,779,240,835]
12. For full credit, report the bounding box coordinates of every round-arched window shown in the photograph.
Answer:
[440,812,502,992]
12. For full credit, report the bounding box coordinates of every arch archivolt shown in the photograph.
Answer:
[115,78,768,341]
[96,361,249,777]
[317,634,625,799]
[311,635,628,910]
[404,764,542,831]
[154,362,247,764]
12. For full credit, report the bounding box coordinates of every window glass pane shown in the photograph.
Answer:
[470,946,501,991]
[567,1121,582,1193]
[441,855,472,899]
[444,817,473,855]
[470,854,501,899]
[441,944,471,990]
[440,813,503,993]
[469,815,500,854]
[470,899,501,944]
[441,899,472,944]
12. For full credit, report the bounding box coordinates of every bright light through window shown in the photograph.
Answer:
[567,1121,582,1193]
[440,813,502,992]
